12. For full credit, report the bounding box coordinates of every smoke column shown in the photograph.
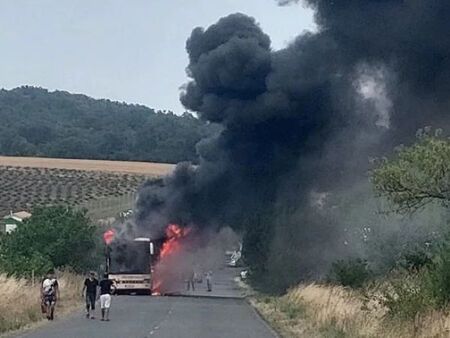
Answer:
[136,2,450,290]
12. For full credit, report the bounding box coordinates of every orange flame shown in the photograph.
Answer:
[152,224,191,295]
[103,229,116,245]
[160,224,191,258]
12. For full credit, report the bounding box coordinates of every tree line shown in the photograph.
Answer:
[0,86,216,163]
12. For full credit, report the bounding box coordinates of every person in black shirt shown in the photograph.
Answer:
[82,272,99,319]
[99,274,115,321]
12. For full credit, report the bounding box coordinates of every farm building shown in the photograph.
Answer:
[0,211,31,233]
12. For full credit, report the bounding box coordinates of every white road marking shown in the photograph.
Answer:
[147,306,173,337]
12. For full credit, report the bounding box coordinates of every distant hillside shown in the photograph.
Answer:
[0,86,214,163]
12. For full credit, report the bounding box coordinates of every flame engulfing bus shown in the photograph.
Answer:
[104,230,163,295]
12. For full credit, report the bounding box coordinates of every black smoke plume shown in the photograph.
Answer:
[136,3,450,291]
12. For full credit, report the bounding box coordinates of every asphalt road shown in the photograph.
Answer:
[16,296,276,338]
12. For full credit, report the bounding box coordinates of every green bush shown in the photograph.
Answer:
[0,206,98,277]
[0,252,52,278]
[329,258,372,288]
[399,247,433,272]
[378,272,431,320]
[423,244,450,307]
[377,243,450,319]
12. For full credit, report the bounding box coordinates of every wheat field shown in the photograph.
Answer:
[0,156,175,175]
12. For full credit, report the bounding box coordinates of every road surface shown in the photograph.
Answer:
[168,266,246,298]
[15,296,276,338]
[16,267,276,338]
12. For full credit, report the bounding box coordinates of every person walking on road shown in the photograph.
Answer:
[99,273,115,321]
[186,268,195,291]
[82,271,98,319]
[206,270,213,292]
[41,269,60,320]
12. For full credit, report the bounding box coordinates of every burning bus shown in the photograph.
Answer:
[103,224,190,295]
[104,230,163,295]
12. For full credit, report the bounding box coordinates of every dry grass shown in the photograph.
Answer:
[0,156,175,175]
[252,283,450,337]
[0,272,84,335]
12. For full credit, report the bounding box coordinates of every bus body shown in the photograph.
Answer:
[106,237,161,294]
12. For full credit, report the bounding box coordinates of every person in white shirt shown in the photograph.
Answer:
[41,269,60,320]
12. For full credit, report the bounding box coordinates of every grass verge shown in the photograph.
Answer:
[0,272,84,336]
[251,283,450,337]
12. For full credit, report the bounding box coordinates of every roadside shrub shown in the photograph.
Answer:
[0,206,99,277]
[0,252,52,278]
[376,243,450,320]
[378,272,431,320]
[423,244,450,308]
[399,247,433,272]
[328,258,371,288]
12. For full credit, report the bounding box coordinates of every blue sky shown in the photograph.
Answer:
[0,0,315,113]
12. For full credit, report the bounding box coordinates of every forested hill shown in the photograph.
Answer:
[0,86,214,163]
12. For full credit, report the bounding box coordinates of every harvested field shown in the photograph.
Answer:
[0,157,175,218]
[0,156,175,175]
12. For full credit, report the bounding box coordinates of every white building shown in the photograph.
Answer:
[1,211,32,233]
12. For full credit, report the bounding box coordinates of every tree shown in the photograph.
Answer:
[372,130,450,213]
[0,86,212,164]
[0,206,98,277]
